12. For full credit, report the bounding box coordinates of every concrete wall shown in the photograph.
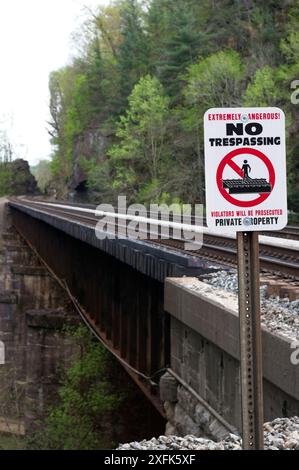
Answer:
[162,278,299,439]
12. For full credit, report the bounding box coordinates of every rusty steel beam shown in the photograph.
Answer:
[10,207,168,419]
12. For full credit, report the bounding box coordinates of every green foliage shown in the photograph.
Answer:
[117,0,149,101]
[80,156,116,202]
[154,6,201,98]
[280,1,299,64]
[32,160,52,193]
[184,50,244,118]
[28,326,123,450]
[243,66,280,106]
[48,39,107,191]
[47,0,299,212]
[109,75,170,199]
[0,163,13,196]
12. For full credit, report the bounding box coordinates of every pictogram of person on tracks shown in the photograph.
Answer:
[242,160,251,179]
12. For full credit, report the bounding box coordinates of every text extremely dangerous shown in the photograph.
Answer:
[207,112,281,121]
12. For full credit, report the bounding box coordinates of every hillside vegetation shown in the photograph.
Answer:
[46,0,299,211]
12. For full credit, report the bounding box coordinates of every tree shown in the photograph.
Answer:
[280,0,299,65]
[79,157,116,203]
[243,66,280,107]
[27,327,123,450]
[179,50,244,202]
[0,163,12,196]
[154,6,201,98]
[93,2,123,59]
[109,75,170,200]
[183,50,244,112]
[48,45,107,193]
[117,0,149,103]
[33,160,52,193]
[277,0,299,213]
[85,38,105,117]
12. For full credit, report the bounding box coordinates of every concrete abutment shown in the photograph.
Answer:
[160,278,299,440]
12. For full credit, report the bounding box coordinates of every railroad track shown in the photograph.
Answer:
[21,196,299,240]
[9,198,299,282]
[261,226,299,241]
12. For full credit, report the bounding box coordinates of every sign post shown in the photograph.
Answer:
[204,108,287,450]
[237,231,264,449]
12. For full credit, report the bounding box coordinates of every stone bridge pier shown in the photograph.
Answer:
[0,200,78,434]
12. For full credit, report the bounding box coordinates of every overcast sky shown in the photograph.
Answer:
[0,0,108,166]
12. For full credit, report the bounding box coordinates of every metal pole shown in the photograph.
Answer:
[237,231,264,450]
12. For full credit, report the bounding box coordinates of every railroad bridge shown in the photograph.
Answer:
[2,198,299,439]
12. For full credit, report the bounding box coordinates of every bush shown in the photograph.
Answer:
[28,326,124,450]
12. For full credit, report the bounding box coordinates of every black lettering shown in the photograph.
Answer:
[226,123,243,136]
[245,122,263,135]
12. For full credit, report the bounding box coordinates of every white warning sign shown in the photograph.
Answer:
[204,107,288,232]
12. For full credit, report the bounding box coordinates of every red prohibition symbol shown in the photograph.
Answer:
[216,147,275,208]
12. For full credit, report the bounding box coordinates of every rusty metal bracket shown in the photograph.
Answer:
[237,231,264,450]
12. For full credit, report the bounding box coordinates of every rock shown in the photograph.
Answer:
[117,416,299,451]
[268,437,284,449]
[173,403,198,436]
[160,373,178,403]
[164,401,175,421]
[207,419,229,441]
[264,423,272,432]
[9,159,37,195]
[177,386,198,417]
[69,129,112,196]
[165,422,176,436]
[119,443,131,450]
[194,403,210,429]
[284,439,298,449]
[228,433,241,443]
[283,431,299,449]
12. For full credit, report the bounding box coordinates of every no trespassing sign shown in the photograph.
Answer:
[204,107,288,233]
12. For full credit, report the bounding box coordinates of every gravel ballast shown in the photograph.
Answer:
[118,417,299,450]
[201,270,299,341]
